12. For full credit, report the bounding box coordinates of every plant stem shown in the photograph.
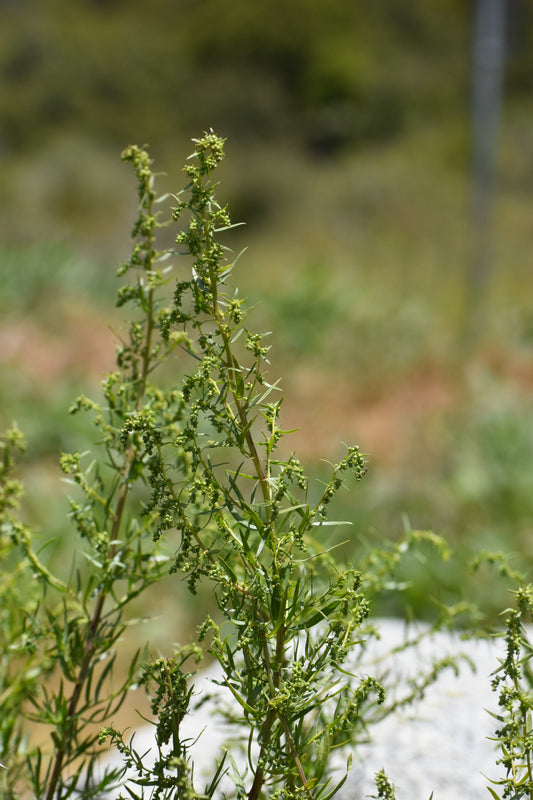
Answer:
[43,459,131,800]
[43,280,156,799]
[43,589,107,800]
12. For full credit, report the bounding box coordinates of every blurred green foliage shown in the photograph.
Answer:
[0,0,484,155]
[0,0,530,160]
[1,2,533,627]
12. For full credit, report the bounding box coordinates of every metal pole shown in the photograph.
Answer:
[468,0,506,331]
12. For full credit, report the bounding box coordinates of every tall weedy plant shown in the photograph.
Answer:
[484,561,533,800]
[0,143,189,799]
[0,132,469,800]
[111,133,378,799]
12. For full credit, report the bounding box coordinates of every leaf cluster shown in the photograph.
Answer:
[489,578,533,800]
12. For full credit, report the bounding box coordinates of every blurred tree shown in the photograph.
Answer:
[0,0,478,156]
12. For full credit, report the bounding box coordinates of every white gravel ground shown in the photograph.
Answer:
[339,619,505,799]
[96,618,512,799]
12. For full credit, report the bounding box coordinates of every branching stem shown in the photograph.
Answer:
[43,255,157,800]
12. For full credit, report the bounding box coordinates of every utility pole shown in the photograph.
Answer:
[468,0,506,337]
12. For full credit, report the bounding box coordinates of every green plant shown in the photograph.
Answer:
[0,132,479,800]
[486,565,533,800]
[0,144,182,798]
[103,133,382,800]
[0,424,47,797]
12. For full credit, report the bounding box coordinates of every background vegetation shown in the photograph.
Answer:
[1,0,533,633]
